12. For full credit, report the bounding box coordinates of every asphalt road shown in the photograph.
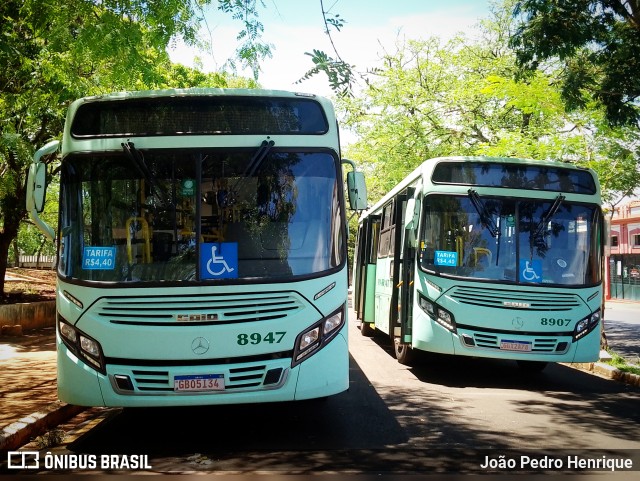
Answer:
[27,307,639,476]
[604,301,640,363]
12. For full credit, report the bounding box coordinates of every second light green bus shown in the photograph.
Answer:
[353,156,603,370]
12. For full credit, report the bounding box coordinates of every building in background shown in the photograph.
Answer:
[607,198,640,301]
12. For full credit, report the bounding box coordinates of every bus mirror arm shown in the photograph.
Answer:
[26,140,59,241]
[342,159,368,211]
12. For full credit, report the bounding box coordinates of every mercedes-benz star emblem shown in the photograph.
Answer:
[512,317,524,330]
[191,337,210,355]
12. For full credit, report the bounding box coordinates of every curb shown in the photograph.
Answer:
[0,402,86,454]
[0,301,55,332]
[563,361,640,387]
[0,363,636,456]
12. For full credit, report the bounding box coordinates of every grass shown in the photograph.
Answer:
[604,350,640,376]
[33,428,66,449]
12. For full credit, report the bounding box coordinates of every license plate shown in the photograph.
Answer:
[500,340,532,352]
[174,374,225,392]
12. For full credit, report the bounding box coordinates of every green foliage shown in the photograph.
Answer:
[578,121,640,209]
[339,2,640,207]
[510,0,640,126]
[218,0,273,79]
[605,350,640,376]
[297,0,355,97]
[0,0,266,293]
[298,50,354,97]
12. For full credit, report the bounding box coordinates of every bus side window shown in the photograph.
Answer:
[378,201,395,258]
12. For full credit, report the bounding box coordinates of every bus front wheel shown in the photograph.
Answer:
[394,339,414,365]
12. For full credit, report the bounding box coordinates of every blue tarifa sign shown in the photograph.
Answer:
[83,247,116,270]
[434,250,458,267]
[200,243,238,279]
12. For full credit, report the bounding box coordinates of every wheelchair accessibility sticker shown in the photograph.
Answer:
[520,259,542,283]
[200,243,238,279]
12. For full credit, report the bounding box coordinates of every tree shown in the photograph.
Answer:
[510,0,640,127]
[338,1,639,205]
[0,0,266,296]
[297,0,355,96]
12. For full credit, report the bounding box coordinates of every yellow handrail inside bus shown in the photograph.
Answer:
[126,217,151,264]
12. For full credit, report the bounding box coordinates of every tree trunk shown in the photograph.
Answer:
[0,185,27,296]
[0,233,14,296]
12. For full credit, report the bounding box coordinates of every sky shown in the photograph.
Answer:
[168,1,493,98]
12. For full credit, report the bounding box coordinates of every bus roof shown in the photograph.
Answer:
[361,155,600,218]
[68,88,331,107]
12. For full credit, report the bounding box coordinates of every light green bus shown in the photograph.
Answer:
[353,156,603,370]
[26,88,367,406]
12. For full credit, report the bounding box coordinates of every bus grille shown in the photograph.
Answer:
[131,365,267,392]
[447,286,582,311]
[95,292,305,326]
[471,333,568,353]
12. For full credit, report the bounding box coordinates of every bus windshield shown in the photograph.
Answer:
[419,194,602,286]
[59,149,344,283]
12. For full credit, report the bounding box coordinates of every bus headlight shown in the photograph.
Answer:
[80,335,101,358]
[323,310,343,335]
[419,294,456,333]
[573,308,601,341]
[419,296,435,316]
[59,321,77,344]
[292,305,345,367]
[436,308,456,333]
[58,315,105,374]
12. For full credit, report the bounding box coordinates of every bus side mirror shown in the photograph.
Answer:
[27,162,47,213]
[346,171,368,211]
[26,140,59,241]
[405,198,419,231]
[404,195,421,249]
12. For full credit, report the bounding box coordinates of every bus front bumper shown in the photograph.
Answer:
[56,331,348,407]
[412,313,601,363]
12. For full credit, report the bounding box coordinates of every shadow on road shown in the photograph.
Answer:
[366,329,640,451]
[66,355,406,450]
[55,330,640,474]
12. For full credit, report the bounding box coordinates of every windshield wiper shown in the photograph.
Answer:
[533,194,565,238]
[121,141,167,201]
[232,139,275,195]
[467,189,499,238]
[245,139,275,178]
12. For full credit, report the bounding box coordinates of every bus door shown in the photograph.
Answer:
[395,188,418,363]
[372,201,396,336]
[356,215,380,335]
[390,194,406,336]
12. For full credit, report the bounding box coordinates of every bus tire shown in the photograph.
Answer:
[517,360,548,372]
[394,340,414,365]
[360,321,375,337]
